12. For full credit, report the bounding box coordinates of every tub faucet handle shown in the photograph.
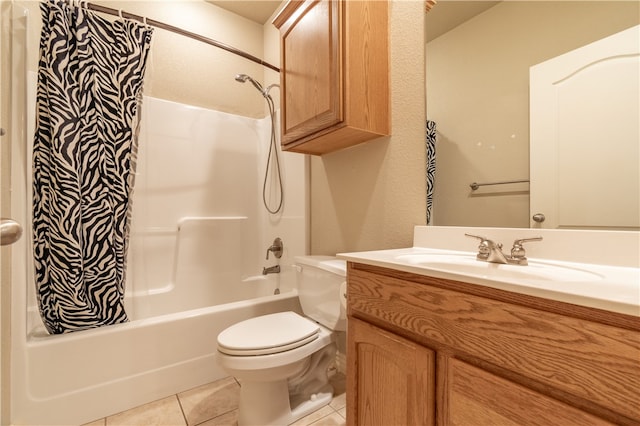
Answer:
[265,237,283,260]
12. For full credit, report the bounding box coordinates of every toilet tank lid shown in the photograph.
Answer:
[294,255,346,277]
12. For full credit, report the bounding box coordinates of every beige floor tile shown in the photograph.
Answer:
[84,373,346,426]
[309,412,346,426]
[178,376,240,426]
[288,405,334,426]
[328,392,346,412]
[106,396,186,426]
[82,420,106,426]
[197,409,238,426]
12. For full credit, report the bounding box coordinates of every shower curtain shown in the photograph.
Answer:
[426,120,437,225]
[32,0,153,334]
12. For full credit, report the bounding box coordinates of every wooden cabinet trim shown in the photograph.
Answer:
[282,123,387,155]
[348,262,640,332]
[343,0,390,135]
[273,0,304,30]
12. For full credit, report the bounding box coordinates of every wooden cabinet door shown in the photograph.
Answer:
[347,318,435,426]
[278,0,343,146]
[441,358,613,426]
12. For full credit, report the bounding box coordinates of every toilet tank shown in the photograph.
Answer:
[294,255,346,331]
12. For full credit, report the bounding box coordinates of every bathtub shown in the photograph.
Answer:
[11,68,308,425]
[14,279,302,426]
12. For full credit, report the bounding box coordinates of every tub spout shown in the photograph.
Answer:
[262,265,280,275]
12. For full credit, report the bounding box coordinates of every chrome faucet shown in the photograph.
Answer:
[266,237,283,259]
[262,265,281,275]
[263,238,283,275]
[508,237,544,265]
[466,234,508,263]
[465,234,542,266]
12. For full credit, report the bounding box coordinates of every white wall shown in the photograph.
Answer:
[22,0,276,118]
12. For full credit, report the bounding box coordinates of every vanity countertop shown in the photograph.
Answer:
[338,226,640,317]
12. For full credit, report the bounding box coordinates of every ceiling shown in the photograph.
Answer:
[426,1,500,42]
[206,0,499,39]
[206,0,282,24]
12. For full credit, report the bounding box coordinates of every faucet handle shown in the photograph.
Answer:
[465,233,486,241]
[265,237,284,260]
[464,234,493,244]
[465,233,501,246]
[465,233,495,259]
[510,237,543,263]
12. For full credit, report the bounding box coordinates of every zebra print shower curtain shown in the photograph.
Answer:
[426,120,437,225]
[32,0,153,334]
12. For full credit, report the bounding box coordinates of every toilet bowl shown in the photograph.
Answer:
[216,256,346,426]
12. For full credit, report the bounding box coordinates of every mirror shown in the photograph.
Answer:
[425,1,639,229]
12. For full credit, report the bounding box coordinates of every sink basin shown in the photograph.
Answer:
[395,253,603,282]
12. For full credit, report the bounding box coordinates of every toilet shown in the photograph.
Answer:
[216,255,347,426]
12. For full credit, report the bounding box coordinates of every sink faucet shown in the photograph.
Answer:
[262,265,280,275]
[465,234,542,265]
[466,234,508,264]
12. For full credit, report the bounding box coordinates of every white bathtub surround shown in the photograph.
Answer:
[11,94,308,425]
[124,98,307,320]
[339,226,640,317]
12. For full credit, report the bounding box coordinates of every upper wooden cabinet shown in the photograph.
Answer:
[273,0,390,155]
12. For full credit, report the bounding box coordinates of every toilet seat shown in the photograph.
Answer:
[218,311,320,356]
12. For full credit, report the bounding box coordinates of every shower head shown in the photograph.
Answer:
[235,73,265,95]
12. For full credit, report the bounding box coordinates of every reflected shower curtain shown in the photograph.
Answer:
[32,1,153,334]
[426,120,437,225]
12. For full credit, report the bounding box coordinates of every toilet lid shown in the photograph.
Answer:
[217,311,320,356]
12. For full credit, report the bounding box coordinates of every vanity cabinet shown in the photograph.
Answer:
[348,317,435,425]
[346,262,640,426]
[272,0,390,155]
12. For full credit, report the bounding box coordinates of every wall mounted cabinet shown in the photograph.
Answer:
[273,0,390,155]
[346,262,640,425]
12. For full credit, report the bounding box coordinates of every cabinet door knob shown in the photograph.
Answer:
[532,213,546,223]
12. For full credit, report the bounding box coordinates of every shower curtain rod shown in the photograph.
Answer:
[83,2,280,72]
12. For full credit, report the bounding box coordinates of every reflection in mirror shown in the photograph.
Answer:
[426,1,639,229]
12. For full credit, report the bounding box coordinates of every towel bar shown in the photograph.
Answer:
[470,179,529,190]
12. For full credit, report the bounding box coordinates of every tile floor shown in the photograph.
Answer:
[82,373,346,426]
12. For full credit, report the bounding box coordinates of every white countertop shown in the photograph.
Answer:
[338,226,640,317]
